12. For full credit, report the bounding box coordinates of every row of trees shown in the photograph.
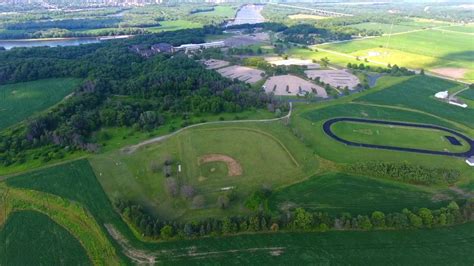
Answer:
[347,62,416,76]
[115,198,474,241]
[346,162,461,185]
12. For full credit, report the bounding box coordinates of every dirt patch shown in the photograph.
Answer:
[431,68,468,79]
[217,65,264,84]
[199,154,243,176]
[263,74,328,98]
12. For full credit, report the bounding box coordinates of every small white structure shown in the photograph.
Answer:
[466,157,474,167]
[174,41,225,53]
[178,165,182,172]
[435,91,449,99]
[449,99,468,108]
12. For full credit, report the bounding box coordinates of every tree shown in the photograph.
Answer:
[192,195,205,209]
[420,68,425,75]
[181,185,195,199]
[183,223,194,237]
[160,225,174,240]
[409,213,423,228]
[217,195,230,209]
[292,208,312,230]
[357,215,372,230]
[371,211,386,228]
[418,208,434,227]
[165,177,178,197]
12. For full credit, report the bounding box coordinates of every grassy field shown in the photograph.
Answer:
[330,121,470,153]
[0,211,91,265]
[291,76,473,180]
[318,29,474,81]
[355,76,474,128]
[459,88,474,101]
[0,78,81,130]
[269,172,447,215]
[443,24,474,34]
[146,20,202,33]
[346,22,420,34]
[91,121,317,221]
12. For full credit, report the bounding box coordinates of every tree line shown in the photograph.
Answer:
[346,162,461,185]
[115,197,474,241]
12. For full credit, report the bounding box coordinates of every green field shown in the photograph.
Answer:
[90,122,317,221]
[0,78,81,130]
[318,29,474,81]
[269,172,447,215]
[355,76,474,128]
[146,20,202,33]
[137,222,474,264]
[330,121,470,153]
[347,22,419,34]
[459,88,474,101]
[443,24,474,34]
[0,211,91,265]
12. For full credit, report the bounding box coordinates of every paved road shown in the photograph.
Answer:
[122,103,293,154]
[323,117,474,158]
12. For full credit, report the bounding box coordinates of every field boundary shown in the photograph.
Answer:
[323,117,474,158]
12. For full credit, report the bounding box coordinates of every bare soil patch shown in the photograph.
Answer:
[305,69,360,90]
[431,68,468,79]
[263,74,328,97]
[217,65,264,84]
[199,154,243,176]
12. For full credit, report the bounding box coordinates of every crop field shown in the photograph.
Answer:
[459,88,474,101]
[330,121,471,153]
[90,122,317,221]
[318,29,474,81]
[0,211,91,265]
[355,76,474,128]
[442,24,474,34]
[269,172,447,215]
[0,78,81,130]
[346,22,420,34]
[141,223,474,264]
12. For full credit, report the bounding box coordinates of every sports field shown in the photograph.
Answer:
[90,122,317,221]
[0,78,81,130]
[0,211,91,265]
[318,29,474,81]
[330,120,471,153]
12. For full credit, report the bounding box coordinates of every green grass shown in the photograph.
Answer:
[347,22,419,34]
[190,6,236,18]
[443,24,474,34]
[0,78,81,130]
[459,88,474,101]
[355,75,474,128]
[269,172,447,215]
[330,121,470,153]
[90,122,317,221]
[319,29,474,81]
[0,211,91,265]
[146,20,202,33]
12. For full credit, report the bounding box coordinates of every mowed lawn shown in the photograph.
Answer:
[91,122,315,221]
[330,121,471,153]
[269,172,446,215]
[0,211,91,265]
[0,78,81,130]
[355,75,474,128]
[319,29,474,80]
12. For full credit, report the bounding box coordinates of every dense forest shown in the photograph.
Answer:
[0,27,278,166]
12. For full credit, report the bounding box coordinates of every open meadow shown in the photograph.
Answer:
[0,78,81,130]
[317,28,474,81]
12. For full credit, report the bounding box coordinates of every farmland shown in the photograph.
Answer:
[269,172,446,215]
[0,78,81,130]
[346,22,420,34]
[318,29,474,81]
[0,211,91,265]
